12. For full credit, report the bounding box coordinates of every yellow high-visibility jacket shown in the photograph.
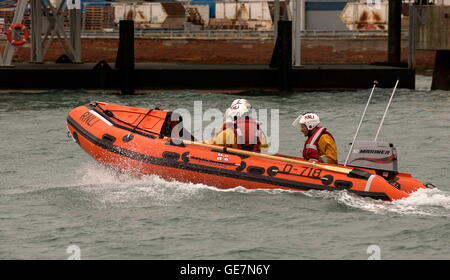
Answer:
[317,134,338,164]
[205,127,269,151]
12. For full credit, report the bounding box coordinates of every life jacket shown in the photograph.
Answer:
[222,117,261,152]
[303,126,335,160]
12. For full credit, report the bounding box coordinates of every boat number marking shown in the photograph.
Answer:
[281,164,322,179]
[79,111,100,127]
[216,153,229,161]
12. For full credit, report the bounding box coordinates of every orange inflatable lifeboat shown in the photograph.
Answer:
[66,102,429,201]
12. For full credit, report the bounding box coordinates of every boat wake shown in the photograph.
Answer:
[78,162,450,216]
[303,187,450,217]
[76,162,295,206]
[77,162,213,206]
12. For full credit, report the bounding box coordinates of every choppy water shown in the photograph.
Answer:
[1,76,450,259]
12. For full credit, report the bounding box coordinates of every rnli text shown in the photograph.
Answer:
[79,111,100,127]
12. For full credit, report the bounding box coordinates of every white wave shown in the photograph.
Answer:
[395,188,450,210]
[303,187,450,217]
[209,186,296,195]
[76,162,450,216]
[76,162,211,206]
[75,162,298,205]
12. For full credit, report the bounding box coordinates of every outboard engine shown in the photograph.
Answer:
[347,141,398,180]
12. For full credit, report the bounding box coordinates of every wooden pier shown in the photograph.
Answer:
[0,62,414,92]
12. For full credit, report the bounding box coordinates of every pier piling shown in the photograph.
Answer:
[431,50,450,90]
[388,0,402,65]
[115,20,135,95]
[270,20,292,92]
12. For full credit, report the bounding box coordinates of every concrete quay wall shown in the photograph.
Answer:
[3,37,434,73]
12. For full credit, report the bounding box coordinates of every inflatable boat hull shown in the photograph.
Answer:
[67,102,427,201]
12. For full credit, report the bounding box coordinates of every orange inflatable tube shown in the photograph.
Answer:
[66,102,428,201]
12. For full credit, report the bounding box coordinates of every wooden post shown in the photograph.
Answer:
[31,0,43,63]
[431,50,450,90]
[115,20,135,95]
[70,8,82,63]
[408,4,416,70]
[270,20,292,92]
[388,0,401,65]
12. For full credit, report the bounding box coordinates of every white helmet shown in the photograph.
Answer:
[225,103,250,121]
[292,113,320,130]
[231,99,252,110]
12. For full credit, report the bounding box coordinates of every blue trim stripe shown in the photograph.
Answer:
[306,2,348,11]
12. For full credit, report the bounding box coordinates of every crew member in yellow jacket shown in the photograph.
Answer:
[205,100,268,152]
[292,113,337,164]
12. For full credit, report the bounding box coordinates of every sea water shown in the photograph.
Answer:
[1,76,449,259]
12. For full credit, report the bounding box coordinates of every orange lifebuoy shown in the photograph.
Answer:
[7,24,29,46]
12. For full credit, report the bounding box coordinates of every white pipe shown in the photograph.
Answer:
[374,79,399,141]
[344,81,378,166]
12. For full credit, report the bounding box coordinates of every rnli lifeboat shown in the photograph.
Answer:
[66,101,429,201]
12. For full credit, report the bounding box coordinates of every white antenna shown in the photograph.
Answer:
[344,81,378,166]
[374,79,399,141]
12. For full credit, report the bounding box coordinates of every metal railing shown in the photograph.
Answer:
[81,29,274,39]
[79,29,409,39]
[0,28,410,41]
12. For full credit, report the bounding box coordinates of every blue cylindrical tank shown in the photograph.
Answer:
[191,0,215,18]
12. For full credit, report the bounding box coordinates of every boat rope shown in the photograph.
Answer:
[127,108,154,136]
[90,102,159,136]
